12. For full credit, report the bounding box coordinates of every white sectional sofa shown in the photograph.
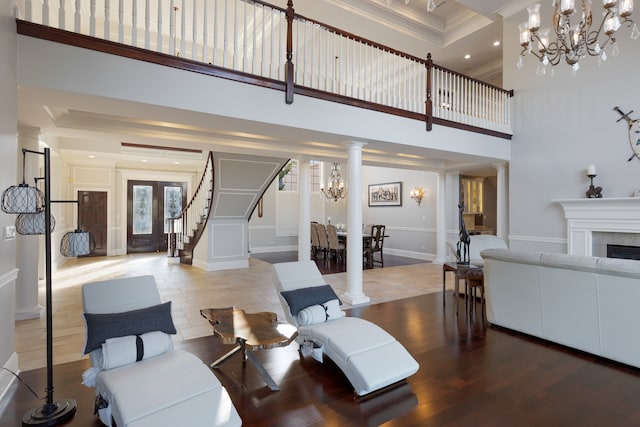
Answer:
[481,248,640,368]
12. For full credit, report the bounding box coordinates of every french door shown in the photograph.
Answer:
[127,180,187,253]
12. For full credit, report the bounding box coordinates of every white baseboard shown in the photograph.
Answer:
[0,352,19,403]
[192,258,250,271]
[249,245,297,254]
[383,248,435,261]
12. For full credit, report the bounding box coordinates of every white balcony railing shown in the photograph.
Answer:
[15,0,512,135]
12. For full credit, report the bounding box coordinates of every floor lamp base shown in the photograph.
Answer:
[22,399,77,426]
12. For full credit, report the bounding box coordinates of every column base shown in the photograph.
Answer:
[341,292,370,306]
[15,305,43,321]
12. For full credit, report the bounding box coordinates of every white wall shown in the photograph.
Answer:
[0,0,18,397]
[363,166,439,259]
[504,10,640,253]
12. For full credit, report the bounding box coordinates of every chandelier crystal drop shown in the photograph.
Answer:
[517,0,638,73]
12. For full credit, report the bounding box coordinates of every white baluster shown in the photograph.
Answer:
[180,0,185,58]
[58,0,65,30]
[269,6,274,78]
[90,0,96,36]
[192,0,197,60]
[144,0,149,49]
[131,0,137,46]
[42,0,50,26]
[156,0,162,52]
[251,4,258,76]
[104,0,109,39]
[223,0,228,68]
[118,0,123,43]
[169,0,175,55]
[203,0,209,63]
[24,0,32,21]
[213,0,218,66]
[74,0,80,32]
[232,0,237,70]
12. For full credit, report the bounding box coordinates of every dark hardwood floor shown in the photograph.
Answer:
[250,251,426,274]
[3,292,640,426]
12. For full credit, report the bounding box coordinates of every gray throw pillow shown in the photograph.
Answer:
[281,285,341,316]
[83,301,176,354]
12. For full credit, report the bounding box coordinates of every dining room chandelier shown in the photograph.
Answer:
[321,163,347,202]
[517,0,639,75]
[385,0,438,12]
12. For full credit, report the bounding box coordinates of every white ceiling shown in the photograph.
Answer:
[17,0,533,175]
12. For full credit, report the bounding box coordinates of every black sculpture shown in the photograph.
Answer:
[456,203,470,265]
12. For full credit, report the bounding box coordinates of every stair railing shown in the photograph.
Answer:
[168,151,214,263]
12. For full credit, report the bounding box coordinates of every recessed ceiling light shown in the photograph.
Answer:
[88,155,95,159]
[464,54,471,59]
[174,161,180,165]
[141,159,148,163]
[493,41,501,46]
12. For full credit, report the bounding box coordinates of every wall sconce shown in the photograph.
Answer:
[410,185,425,206]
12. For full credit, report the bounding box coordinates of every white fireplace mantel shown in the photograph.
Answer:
[554,198,640,256]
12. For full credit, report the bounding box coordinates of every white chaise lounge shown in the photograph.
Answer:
[272,261,419,396]
[82,275,242,427]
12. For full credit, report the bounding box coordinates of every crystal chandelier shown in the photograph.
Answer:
[517,0,639,75]
[320,163,347,202]
[386,0,438,12]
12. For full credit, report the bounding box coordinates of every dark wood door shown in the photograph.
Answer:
[127,180,187,254]
[77,191,107,257]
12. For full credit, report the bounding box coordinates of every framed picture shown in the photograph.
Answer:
[368,182,402,207]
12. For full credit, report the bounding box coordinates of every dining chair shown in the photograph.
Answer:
[310,222,320,259]
[364,224,386,268]
[326,224,345,261]
[315,223,330,258]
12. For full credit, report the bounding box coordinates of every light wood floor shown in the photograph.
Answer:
[15,253,448,371]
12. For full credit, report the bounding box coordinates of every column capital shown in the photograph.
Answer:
[347,141,367,151]
[17,125,42,140]
[492,162,508,171]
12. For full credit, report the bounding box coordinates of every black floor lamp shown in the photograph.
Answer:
[2,147,95,426]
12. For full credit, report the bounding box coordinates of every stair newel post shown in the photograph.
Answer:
[426,52,433,132]
[285,0,295,104]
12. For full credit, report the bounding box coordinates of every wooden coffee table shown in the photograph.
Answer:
[200,307,297,391]
[442,262,484,314]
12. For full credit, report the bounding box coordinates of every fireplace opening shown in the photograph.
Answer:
[607,244,640,260]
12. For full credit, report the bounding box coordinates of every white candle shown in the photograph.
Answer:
[587,164,596,175]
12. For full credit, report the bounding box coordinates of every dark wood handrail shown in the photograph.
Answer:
[431,61,514,96]
[16,20,286,93]
[16,0,514,140]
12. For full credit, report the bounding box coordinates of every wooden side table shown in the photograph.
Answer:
[442,262,485,314]
[201,307,298,391]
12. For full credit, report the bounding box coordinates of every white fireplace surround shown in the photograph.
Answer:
[555,198,640,256]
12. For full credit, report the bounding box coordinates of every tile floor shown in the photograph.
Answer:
[14,253,452,371]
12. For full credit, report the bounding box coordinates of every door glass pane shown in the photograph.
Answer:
[164,186,183,233]
[133,185,153,235]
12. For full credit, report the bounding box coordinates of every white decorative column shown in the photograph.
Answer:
[344,141,369,306]
[433,171,447,264]
[298,158,311,261]
[15,126,43,320]
[493,162,508,241]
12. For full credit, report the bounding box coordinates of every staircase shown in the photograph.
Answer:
[168,152,214,265]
